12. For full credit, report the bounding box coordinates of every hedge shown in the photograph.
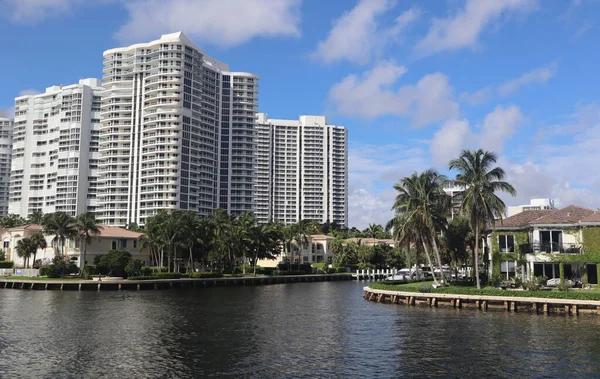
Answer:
[274,270,306,276]
[127,276,155,281]
[0,261,14,268]
[152,273,188,279]
[190,272,223,278]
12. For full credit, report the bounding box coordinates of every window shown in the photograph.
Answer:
[3,240,8,249]
[120,239,127,249]
[498,235,515,253]
[133,240,137,249]
[111,240,117,250]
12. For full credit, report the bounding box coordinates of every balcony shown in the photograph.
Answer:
[519,242,582,255]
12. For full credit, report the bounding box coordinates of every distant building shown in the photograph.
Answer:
[257,234,337,268]
[443,181,465,220]
[0,117,12,217]
[255,113,348,226]
[1,224,149,268]
[9,79,103,218]
[507,198,555,217]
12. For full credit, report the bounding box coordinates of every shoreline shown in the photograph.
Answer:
[363,286,600,315]
[0,273,353,291]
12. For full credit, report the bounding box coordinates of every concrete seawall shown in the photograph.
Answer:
[364,286,600,316]
[0,274,353,291]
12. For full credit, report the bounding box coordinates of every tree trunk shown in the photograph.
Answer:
[243,251,246,274]
[421,239,440,286]
[189,245,194,273]
[406,239,411,279]
[81,236,88,275]
[160,248,164,272]
[32,252,37,269]
[429,230,446,285]
[474,226,481,289]
[173,246,178,273]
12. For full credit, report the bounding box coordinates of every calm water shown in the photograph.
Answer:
[1,281,600,378]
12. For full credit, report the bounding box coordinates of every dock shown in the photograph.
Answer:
[0,274,353,291]
[363,286,600,315]
[352,269,397,280]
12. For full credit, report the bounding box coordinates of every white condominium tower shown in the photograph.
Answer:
[100,32,258,226]
[255,113,348,226]
[0,117,12,216]
[9,79,102,218]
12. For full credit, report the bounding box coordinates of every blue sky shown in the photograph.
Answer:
[1,0,600,228]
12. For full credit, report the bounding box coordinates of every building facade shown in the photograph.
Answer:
[255,113,348,226]
[507,198,555,217]
[99,32,258,226]
[8,79,102,218]
[0,118,12,216]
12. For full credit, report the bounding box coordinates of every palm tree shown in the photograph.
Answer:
[15,237,35,268]
[0,214,27,228]
[387,213,414,277]
[366,223,384,240]
[449,149,517,289]
[75,213,102,274]
[235,212,256,274]
[281,224,296,270]
[180,212,200,272]
[138,221,165,272]
[42,212,77,257]
[30,232,47,268]
[28,210,44,225]
[392,170,450,286]
[211,209,233,272]
[293,220,311,269]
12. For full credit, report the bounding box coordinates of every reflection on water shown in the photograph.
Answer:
[1,281,600,378]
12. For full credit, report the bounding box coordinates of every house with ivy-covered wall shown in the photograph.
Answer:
[485,205,600,284]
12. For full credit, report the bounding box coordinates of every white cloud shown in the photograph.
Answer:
[478,105,524,151]
[349,188,397,229]
[328,61,459,126]
[115,0,301,46]
[312,0,394,64]
[387,7,421,38]
[497,64,557,96]
[415,0,537,56]
[460,85,493,106]
[429,105,523,165]
[2,0,84,23]
[430,119,472,166]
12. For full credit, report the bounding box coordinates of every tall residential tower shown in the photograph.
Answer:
[255,113,347,226]
[0,117,12,216]
[8,79,102,218]
[99,32,258,226]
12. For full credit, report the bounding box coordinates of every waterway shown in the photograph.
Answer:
[1,281,600,378]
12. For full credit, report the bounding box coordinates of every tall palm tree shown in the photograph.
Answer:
[281,224,296,270]
[30,232,47,268]
[161,210,183,272]
[235,212,256,274]
[293,220,311,269]
[180,212,200,272]
[392,170,450,286]
[449,149,516,289]
[387,213,414,277]
[211,209,233,272]
[75,213,102,274]
[28,210,44,225]
[15,237,35,268]
[42,212,77,257]
[366,223,384,240]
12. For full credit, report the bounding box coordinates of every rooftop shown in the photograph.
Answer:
[492,205,598,229]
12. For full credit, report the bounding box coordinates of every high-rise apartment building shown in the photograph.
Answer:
[99,32,258,226]
[0,117,13,216]
[8,79,102,218]
[255,113,347,226]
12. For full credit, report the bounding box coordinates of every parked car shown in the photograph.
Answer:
[546,278,574,287]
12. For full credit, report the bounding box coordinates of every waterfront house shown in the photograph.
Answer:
[486,205,600,283]
[1,224,150,268]
[257,234,337,268]
[343,237,395,248]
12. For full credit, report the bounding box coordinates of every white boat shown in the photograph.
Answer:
[386,268,423,280]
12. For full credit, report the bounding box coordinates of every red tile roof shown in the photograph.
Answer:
[493,210,554,229]
[529,205,594,225]
[6,224,143,238]
[579,212,600,223]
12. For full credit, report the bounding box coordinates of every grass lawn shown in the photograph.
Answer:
[369,281,600,301]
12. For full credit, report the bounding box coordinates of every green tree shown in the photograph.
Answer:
[28,210,44,225]
[392,170,450,286]
[445,216,472,276]
[30,232,47,269]
[0,214,27,228]
[95,249,132,276]
[449,149,516,289]
[125,259,143,276]
[75,212,102,274]
[15,237,35,268]
[42,212,77,257]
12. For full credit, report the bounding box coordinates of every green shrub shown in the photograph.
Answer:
[523,276,547,291]
[152,272,185,279]
[0,251,5,261]
[39,266,50,276]
[125,259,143,276]
[94,250,132,276]
[557,281,572,291]
[275,270,306,276]
[190,271,223,278]
[260,267,275,276]
[0,261,14,268]
[127,276,155,281]
[312,262,327,274]
[418,283,432,293]
[140,267,153,276]
[41,257,79,278]
[84,265,97,275]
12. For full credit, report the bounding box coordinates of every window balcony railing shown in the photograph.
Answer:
[519,243,581,254]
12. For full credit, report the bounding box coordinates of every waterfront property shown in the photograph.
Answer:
[1,224,150,268]
[257,234,336,267]
[485,205,600,283]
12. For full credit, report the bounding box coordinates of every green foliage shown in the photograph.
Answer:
[84,265,97,275]
[582,227,600,253]
[274,270,307,276]
[557,281,571,291]
[559,262,565,283]
[0,214,27,228]
[140,267,153,276]
[94,250,132,276]
[0,250,5,261]
[152,272,185,279]
[445,216,471,264]
[43,256,78,278]
[127,276,155,281]
[369,281,600,300]
[312,262,328,274]
[125,259,143,276]
[0,261,14,268]
[522,276,547,291]
[189,271,223,278]
[418,283,432,293]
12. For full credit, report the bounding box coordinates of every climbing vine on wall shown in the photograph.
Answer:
[490,231,529,278]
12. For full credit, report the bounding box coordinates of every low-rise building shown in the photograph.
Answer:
[1,224,149,268]
[486,205,600,283]
[506,198,555,217]
[257,234,337,268]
